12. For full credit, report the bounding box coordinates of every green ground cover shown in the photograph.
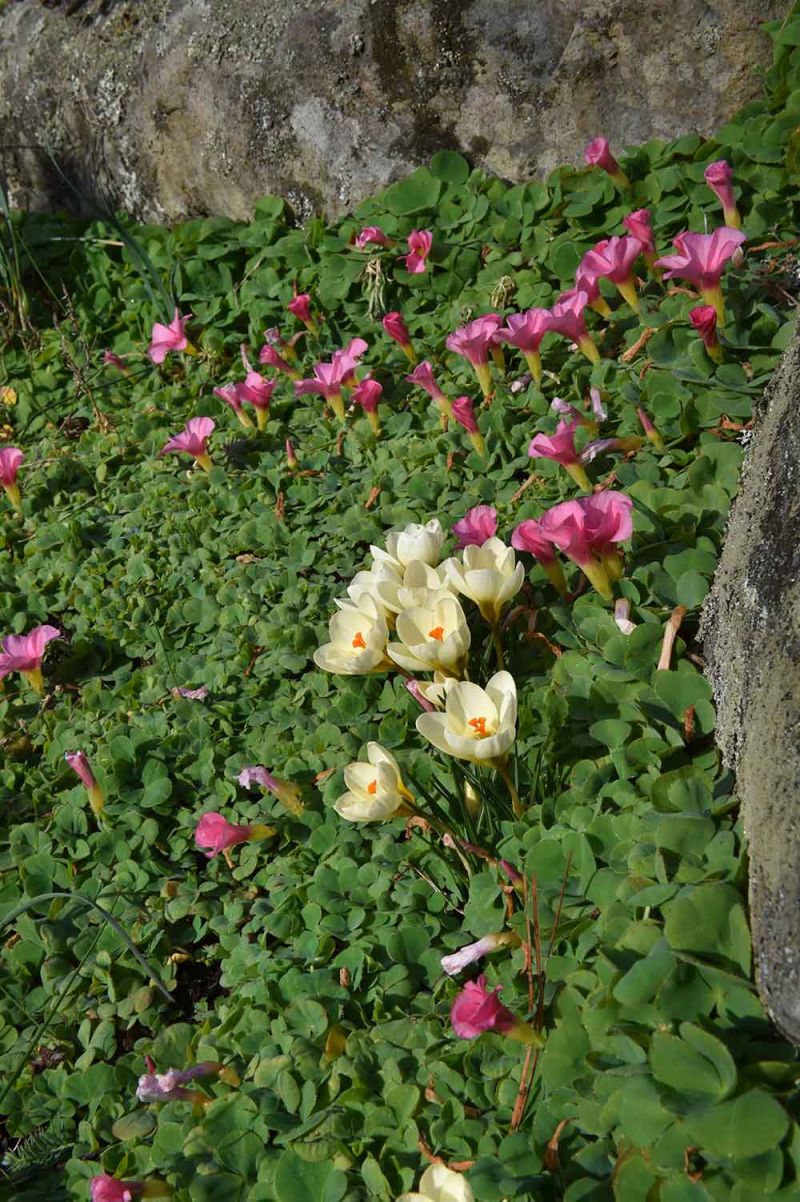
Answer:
[1,12,800,1202]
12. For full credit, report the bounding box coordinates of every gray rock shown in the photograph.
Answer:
[0,0,791,222]
[701,328,800,1045]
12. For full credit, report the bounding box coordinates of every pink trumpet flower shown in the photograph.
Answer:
[705,160,742,229]
[654,227,746,325]
[238,765,304,814]
[539,491,633,600]
[451,396,485,456]
[136,1061,221,1105]
[406,360,452,422]
[160,416,215,472]
[65,751,105,819]
[213,384,254,430]
[295,362,349,422]
[580,235,643,312]
[548,291,600,363]
[352,377,383,436]
[689,304,723,363]
[572,263,611,318]
[0,624,60,694]
[194,811,274,864]
[636,406,665,450]
[287,293,319,335]
[446,314,503,399]
[102,350,132,376]
[451,504,497,550]
[511,519,567,596]
[495,309,552,384]
[623,209,658,267]
[90,1174,144,1202]
[333,337,368,386]
[451,975,542,1045]
[355,226,393,249]
[234,371,275,430]
[404,228,433,274]
[147,308,194,364]
[528,419,591,491]
[382,311,416,363]
[0,446,24,513]
[258,343,301,381]
[584,136,630,189]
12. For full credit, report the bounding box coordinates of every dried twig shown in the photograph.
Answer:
[657,605,688,670]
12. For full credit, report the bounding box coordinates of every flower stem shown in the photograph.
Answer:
[496,760,523,819]
[491,622,505,671]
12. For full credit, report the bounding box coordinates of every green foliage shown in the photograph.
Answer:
[1,13,800,1202]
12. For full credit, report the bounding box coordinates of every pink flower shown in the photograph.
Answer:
[511,519,556,565]
[355,226,392,248]
[705,160,741,227]
[450,975,516,1039]
[623,209,656,256]
[584,137,629,187]
[590,387,607,422]
[495,309,552,383]
[238,765,303,814]
[406,360,444,401]
[442,934,514,977]
[160,416,215,471]
[258,344,300,380]
[216,369,275,430]
[654,228,746,323]
[213,384,250,427]
[689,305,718,348]
[147,308,191,364]
[136,1061,219,1103]
[446,315,503,399]
[548,291,599,362]
[90,1174,143,1202]
[539,492,633,599]
[295,345,364,422]
[102,350,131,375]
[451,505,497,549]
[451,397,485,456]
[352,377,383,434]
[66,750,105,818]
[404,678,435,712]
[636,406,665,449]
[195,812,254,858]
[529,419,590,490]
[287,294,312,323]
[285,438,299,471]
[580,235,643,311]
[404,229,433,274]
[382,311,415,361]
[0,624,61,693]
[0,446,24,514]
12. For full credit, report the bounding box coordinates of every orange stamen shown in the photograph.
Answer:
[367,780,377,794]
[352,631,367,649]
[468,716,488,737]
[428,626,445,641]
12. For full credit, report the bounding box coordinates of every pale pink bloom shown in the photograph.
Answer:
[148,308,191,364]
[404,229,433,274]
[540,492,633,567]
[382,311,412,348]
[0,624,61,682]
[584,136,620,174]
[404,678,435,712]
[238,765,303,813]
[511,519,557,565]
[136,1061,219,1103]
[705,161,738,222]
[590,387,607,422]
[287,294,313,323]
[573,261,605,307]
[235,372,274,412]
[294,360,350,404]
[623,209,656,256]
[90,1174,142,1202]
[332,337,369,386]
[551,397,592,428]
[451,975,516,1039]
[355,226,392,248]
[451,396,479,435]
[102,350,130,374]
[580,235,642,285]
[689,305,719,349]
[174,685,209,700]
[352,377,383,414]
[451,504,497,550]
[0,447,24,486]
[528,419,581,466]
[441,934,508,977]
[495,309,552,353]
[160,416,215,464]
[446,315,503,367]
[654,228,746,291]
[194,812,253,858]
[65,751,97,791]
[258,344,297,378]
[406,360,445,401]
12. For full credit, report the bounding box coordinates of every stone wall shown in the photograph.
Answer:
[0,0,790,222]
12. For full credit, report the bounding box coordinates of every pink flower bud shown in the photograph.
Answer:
[287,294,312,323]
[704,160,740,226]
[90,1174,143,1202]
[404,678,435,712]
[355,226,392,249]
[285,438,299,471]
[351,378,383,414]
[102,350,131,375]
[689,305,719,349]
[450,974,516,1038]
[451,396,479,435]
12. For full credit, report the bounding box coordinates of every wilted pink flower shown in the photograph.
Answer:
[584,137,629,187]
[238,765,304,814]
[404,229,433,274]
[636,406,665,449]
[90,1174,143,1202]
[654,228,746,324]
[495,309,552,384]
[614,597,636,636]
[263,326,298,360]
[136,1061,219,1104]
[0,446,24,513]
[65,751,104,818]
[451,975,516,1039]
[590,387,607,423]
[548,291,600,363]
[446,314,503,399]
[287,293,319,334]
[355,226,392,248]
[160,416,215,471]
[148,308,192,364]
[689,305,722,362]
[529,419,590,490]
[580,236,643,311]
[404,678,436,712]
[382,311,416,363]
[406,360,451,422]
[0,624,61,694]
[580,435,643,465]
[173,685,209,700]
[551,397,597,435]
[623,209,656,258]
[451,396,485,456]
[540,492,633,599]
[451,504,497,549]
[102,350,131,376]
[442,933,517,977]
[258,343,301,381]
[352,377,383,435]
[705,160,741,228]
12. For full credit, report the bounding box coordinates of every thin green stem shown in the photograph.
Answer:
[491,622,505,671]
[496,760,523,819]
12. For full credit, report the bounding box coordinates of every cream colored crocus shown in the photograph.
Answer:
[340,562,402,620]
[313,595,390,675]
[371,519,444,572]
[334,743,414,821]
[416,671,517,766]
[375,560,453,615]
[397,1164,474,1202]
[388,591,471,677]
[445,537,525,625]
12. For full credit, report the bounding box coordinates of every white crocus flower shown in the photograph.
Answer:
[388,591,470,677]
[371,519,445,572]
[313,594,390,675]
[446,537,525,624]
[416,671,517,764]
[397,1164,474,1202]
[334,743,413,821]
[375,560,453,615]
[339,561,401,619]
